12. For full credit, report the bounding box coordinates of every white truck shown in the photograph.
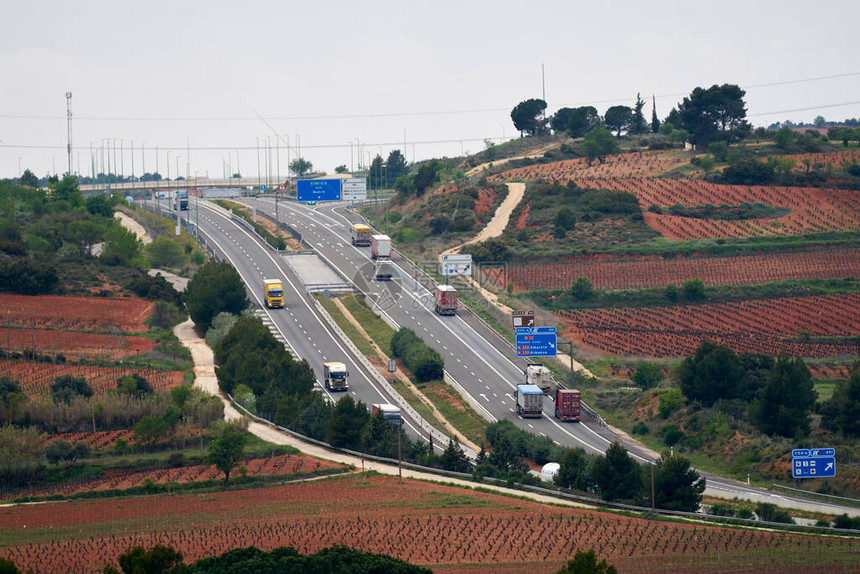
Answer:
[375,259,394,281]
[515,383,544,418]
[525,364,554,395]
[371,403,402,424]
[370,234,391,259]
[323,361,349,392]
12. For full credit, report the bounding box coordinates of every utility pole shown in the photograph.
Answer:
[65,92,73,175]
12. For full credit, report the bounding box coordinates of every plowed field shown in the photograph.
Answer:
[0,452,345,503]
[0,328,156,360]
[0,294,153,332]
[558,293,860,358]
[0,361,185,399]
[483,248,860,292]
[2,475,857,573]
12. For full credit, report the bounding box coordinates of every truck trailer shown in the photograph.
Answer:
[375,259,394,281]
[351,223,372,246]
[371,403,402,424]
[525,364,554,395]
[555,388,581,422]
[515,383,544,418]
[323,361,349,392]
[370,234,391,259]
[262,278,284,309]
[434,285,457,315]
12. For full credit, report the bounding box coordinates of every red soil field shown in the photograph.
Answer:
[576,178,860,239]
[482,248,860,292]
[491,150,689,181]
[0,360,185,399]
[0,452,345,503]
[0,293,153,332]
[2,475,857,573]
[557,293,860,358]
[0,327,156,360]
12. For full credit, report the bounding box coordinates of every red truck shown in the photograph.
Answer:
[434,285,457,315]
[555,388,581,422]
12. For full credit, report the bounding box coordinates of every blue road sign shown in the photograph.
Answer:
[260,184,267,191]
[515,327,557,357]
[791,448,836,478]
[297,179,341,202]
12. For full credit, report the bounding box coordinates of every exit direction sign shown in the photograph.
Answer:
[512,310,535,329]
[791,448,836,479]
[515,327,557,357]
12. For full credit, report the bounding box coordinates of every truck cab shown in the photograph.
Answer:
[323,361,349,392]
[263,278,284,309]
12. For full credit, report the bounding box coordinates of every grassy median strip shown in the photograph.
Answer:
[320,293,489,448]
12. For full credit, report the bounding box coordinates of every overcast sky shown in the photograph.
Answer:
[1,0,859,181]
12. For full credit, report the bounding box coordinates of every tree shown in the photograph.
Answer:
[570,277,594,301]
[604,105,633,136]
[326,395,370,449]
[677,84,751,145]
[289,157,313,176]
[105,544,188,574]
[633,362,664,390]
[750,353,816,437]
[651,95,660,133]
[386,149,409,182]
[412,160,440,194]
[554,447,593,492]
[49,174,84,208]
[19,169,39,188]
[207,420,247,488]
[51,375,93,404]
[359,411,400,458]
[630,93,648,135]
[581,127,619,165]
[591,442,642,502]
[101,224,143,266]
[146,237,186,269]
[653,452,705,512]
[681,278,705,301]
[183,260,249,333]
[441,437,472,473]
[334,165,348,174]
[511,98,548,136]
[555,548,618,574]
[821,359,860,436]
[551,106,601,138]
[676,341,747,406]
[116,373,153,397]
[368,154,385,190]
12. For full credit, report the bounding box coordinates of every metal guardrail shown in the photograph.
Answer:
[769,483,860,508]
[312,298,464,456]
[226,393,859,535]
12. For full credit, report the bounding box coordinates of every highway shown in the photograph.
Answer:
[229,195,860,517]
[155,196,859,516]
[149,199,436,445]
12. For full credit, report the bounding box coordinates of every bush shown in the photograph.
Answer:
[658,389,683,418]
[391,328,444,382]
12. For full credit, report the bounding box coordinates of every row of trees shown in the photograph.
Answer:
[512,84,751,146]
[480,419,704,511]
[670,341,860,440]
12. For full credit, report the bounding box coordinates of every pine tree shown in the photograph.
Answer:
[651,95,660,133]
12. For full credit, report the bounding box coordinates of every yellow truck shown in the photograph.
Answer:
[263,278,284,308]
[351,223,372,246]
[323,361,349,391]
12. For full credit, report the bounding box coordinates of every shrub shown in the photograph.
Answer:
[658,389,683,418]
